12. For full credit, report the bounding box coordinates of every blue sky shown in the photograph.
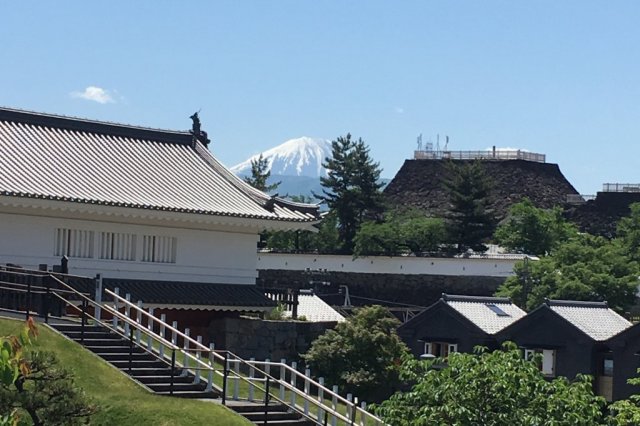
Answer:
[1,1,639,194]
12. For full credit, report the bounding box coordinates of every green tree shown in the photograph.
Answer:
[495,198,577,256]
[375,343,605,426]
[0,351,96,425]
[497,233,639,312]
[353,211,446,257]
[243,154,280,193]
[616,202,640,261]
[318,134,384,253]
[444,161,495,253]
[608,370,640,424]
[302,305,409,402]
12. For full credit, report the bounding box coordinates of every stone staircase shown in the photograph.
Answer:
[50,321,315,425]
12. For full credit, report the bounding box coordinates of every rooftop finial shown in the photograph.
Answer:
[190,111,211,148]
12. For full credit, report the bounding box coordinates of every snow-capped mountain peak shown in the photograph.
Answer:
[231,137,332,178]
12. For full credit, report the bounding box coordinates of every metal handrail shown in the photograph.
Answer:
[107,288,385,425]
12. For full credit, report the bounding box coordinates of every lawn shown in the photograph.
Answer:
[0,317,251,426]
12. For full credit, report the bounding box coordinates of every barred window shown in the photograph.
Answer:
[141,235,176,263]
[100,232,136,261]
[54,228,94,258]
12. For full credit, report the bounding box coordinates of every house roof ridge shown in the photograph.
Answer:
[442,293,513,304]
[545,299,609,308]
[0,106,192,145]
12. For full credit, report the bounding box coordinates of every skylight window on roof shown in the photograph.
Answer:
[486,304,510,317]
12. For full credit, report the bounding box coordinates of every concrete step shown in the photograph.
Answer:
[124,367,179,376]
[155,390,219,399]
[231,403,289,413]
[111,359,168,369]
[71,338,129,346]
[241,410,302,422]
[97,352,158,362]
[50,323,103,333]
[85,345,144,354]
[63,330,119,339]
[146,382,208,393]
[133,375,196,385]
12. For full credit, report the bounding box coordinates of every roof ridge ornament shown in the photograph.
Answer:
[190,111,211,148]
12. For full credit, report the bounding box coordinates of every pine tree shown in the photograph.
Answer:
[318,134,384,253]
[444,161,496,253]
[244,154,280,193]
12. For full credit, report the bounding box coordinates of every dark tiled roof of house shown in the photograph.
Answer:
[0,107,319,224]
[545,299,631,341]
[442,293,527,334]
[100,278,277,311]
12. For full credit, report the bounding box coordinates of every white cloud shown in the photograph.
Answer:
[70,86,115,104]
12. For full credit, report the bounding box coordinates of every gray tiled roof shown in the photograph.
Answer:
[0,107,319,224]
[443,294,527,334]
[100,278,276,310]
[546,300,632,341]
[284,293,345,322]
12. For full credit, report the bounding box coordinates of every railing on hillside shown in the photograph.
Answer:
[0,267,386,426]
[413,149,546,163]
[602,183,640,193]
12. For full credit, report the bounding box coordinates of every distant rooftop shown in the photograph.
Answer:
[413,147,545,163]
[545,299,631,341]
[442,294,527,335]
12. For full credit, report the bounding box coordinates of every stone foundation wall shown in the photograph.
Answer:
[208,316,336,361]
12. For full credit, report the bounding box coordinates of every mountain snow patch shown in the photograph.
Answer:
[231,137,332,178]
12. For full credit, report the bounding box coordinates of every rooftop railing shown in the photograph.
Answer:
[413,149,546,163]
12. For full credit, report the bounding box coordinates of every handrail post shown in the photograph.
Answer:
[248,358,255,402]
[263,376,270,426]
[194,336,202,384]
[304,368,310,416]
[331,385,338,426]
[233,358,240,400]
[317,377,325,423]
[94,274,102,321]
[279,358,286,401]
[81,298,87,343]
[136,300,143,344]
[124,293,131,336]
[44,275,51,324]
[181,328,190,377]
[222,351,228,405]
[170,348,176,396]
[205,343,214,392]
[290,361,297,407]
[159,314,166,359]
[147,307,154,350]
[25,279,31,320]
[128,326,134,373]
[112,287,119,329]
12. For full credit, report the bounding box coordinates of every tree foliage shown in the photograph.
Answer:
[243,154,280,193]
[444,161,496,253]
[0,350,96,425]
[497,232,639,312]
[616,202,640,261]
[318,134,384,253]
[608,371,640,424]
[302,305,409,402]
[494,198,577,256]
[353,210,446,256]
[375,343,606,426]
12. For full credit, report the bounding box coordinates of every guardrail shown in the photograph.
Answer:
[108,288,385,425]
[414,149,546,163]
[0,267,387,425]
[602,183,640,193]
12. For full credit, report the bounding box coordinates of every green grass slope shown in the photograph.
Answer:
[0,317,251,426]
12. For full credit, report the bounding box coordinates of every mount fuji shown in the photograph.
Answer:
[230,137,332,178]
[230,137,332,198]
